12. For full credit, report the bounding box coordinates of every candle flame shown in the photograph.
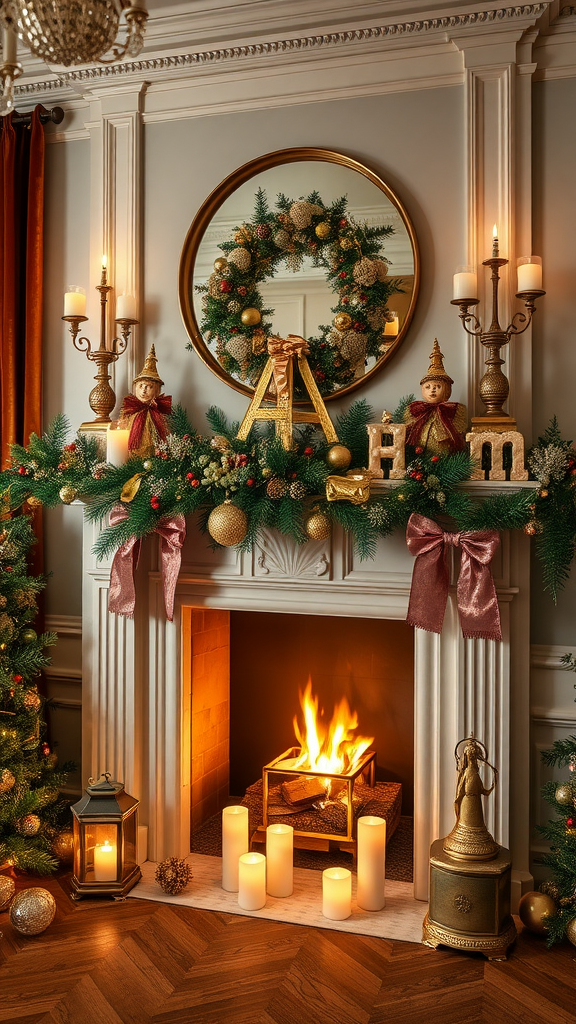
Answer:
[101,254,108,269]
[492,224,498,239]
[292,678,373,776]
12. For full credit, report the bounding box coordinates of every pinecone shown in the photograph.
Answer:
[266,477,288,499]
[289,480,307,500]
[273,229,292,250]
[226,336,251,366]
[227,299,242,314]
[256,223,271,239]
[155,856,193,895]
[227,247,251,272]
[289,201,323,230]
[353,257,378,287]
[208,273,225,299]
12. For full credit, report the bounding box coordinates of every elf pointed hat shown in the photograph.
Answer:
[133,344,164,387]
[420,338,453,386]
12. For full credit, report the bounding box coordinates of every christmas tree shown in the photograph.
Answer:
[538,734,576,945]
[0,513,71,873]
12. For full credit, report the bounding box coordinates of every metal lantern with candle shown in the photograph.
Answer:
[70,773,141,899]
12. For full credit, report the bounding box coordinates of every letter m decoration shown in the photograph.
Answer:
[466,430,528,482]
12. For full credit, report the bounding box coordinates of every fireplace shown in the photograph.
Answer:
[81,513,533,904]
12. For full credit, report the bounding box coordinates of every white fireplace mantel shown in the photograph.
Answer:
[81,496,532,904]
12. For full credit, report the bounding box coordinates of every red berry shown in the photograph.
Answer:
[568,818,574,828]
[247,478,255,487]
[342,297,349,305]
[42,743,50,755]
[230,327,238,333]
[359,294,367,301]
[238,286,247,296]
[150,496,160,509]
[415,447,424,454]
[64,443,77,452]
[320,342,326,349]
[191,479,199,488]
[415,473,423,481]
[431,456,439,463]
[339,218,348,228]
[183,434,189,440]
[314,370,326,382]
[220,280,232,293]
[186,472,195,481]
[339,271,347,279]
[352,321,365,332]
[18,466,27,475]
[304,447,314,457]
[13,674,22,683]
[289,471,297,480]
[5,567,12,572]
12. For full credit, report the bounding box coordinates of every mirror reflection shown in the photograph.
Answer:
[180,152,419,400]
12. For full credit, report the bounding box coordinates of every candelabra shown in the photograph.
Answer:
[451,235,545,432]
[62,261,138,434]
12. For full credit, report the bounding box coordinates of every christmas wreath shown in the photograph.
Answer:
[2,406,576,603]
[194,188,403,397]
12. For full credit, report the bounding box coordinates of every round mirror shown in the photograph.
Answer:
[179,148,419,402]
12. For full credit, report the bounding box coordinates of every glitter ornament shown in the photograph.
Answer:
[266,477,288,499]
[339,237,354,250]
[21,628,37,644]
[315,221,331,239]
[227,247,251,272]
[566,918,576,947]
[555,783,574,805]
[274,229,291,250]
[227,299,242,314]
[256,223,271,239]
[17,814,41,836]
[353,257,378,287]
[207,502,248,547]
[241,307,261,327]
[52,830,74,864]
[518,891,556,934]
[326,444,352,471]
[0,768,15,794]
[59,485,77,504]
[9,888,56,936]
[305,510,331,541]
[155,856,193,895]
[226,336,251,365]
[23,689,41,712]
[288,480,306,500]
[0,875,15,911]
[333,312,352,331]
[143,459,153,471]
[213,257,228,272]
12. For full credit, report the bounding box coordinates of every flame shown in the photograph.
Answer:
[292,679,374,775]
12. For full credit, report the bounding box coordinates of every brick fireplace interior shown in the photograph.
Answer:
[184,607,414,836]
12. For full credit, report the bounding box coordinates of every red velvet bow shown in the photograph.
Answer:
[121,393,172,451]
[405,513,502,641]
[108,504,185,621]
[405,400,465,451]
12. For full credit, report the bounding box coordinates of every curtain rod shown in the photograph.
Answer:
[2,105,64,127]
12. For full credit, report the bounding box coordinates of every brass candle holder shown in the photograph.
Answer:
[451,237,545,433]
[62,263,138,435]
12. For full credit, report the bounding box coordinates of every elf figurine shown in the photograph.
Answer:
[119,345,172,457]
[403,339,467,454]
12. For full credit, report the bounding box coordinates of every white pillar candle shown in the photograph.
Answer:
[64,288,86,317]
[116,294,137,321]
[356,815,386,911]
[238,852,266,910]
[3,26,17,64]
[517,257,542,293]
[322,867,352,921]
[383,312,399,336]
[221,805,249,891]
[93,841,117,881]
[106,425,130,466]
[453,271,478,301]
[266,823,293,897]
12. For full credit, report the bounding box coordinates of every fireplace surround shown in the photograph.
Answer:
[81,480,532,904]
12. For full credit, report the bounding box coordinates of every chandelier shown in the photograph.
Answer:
[0,1,149,114]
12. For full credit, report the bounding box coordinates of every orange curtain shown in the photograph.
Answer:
[0,106,45,469]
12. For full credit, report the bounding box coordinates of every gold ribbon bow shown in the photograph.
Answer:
[267,334,310,397]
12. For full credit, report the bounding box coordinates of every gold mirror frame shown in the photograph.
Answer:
[179,147,420,402]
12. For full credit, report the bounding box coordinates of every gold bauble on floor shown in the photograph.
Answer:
[305,510,331,541]
[52,830,74,864]
[9,887,56,935]
[0,875,15,911]
[207,502,248,547]
[518,891,557,935]
[326,444,352,471]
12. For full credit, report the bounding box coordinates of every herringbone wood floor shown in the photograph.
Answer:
[0,874,574,1024]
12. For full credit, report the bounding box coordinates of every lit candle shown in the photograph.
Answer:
[221,805,249,891]
[101,254,108,270]
[492,224,499,257]
[116,294,137,321]
[383,312,399,336]
[517,256,542,292]
[63,287,86,317]
[106,424,130,466]
[453,268,478,301]
[238,852,266,910]
[356,815,386,911]
[322,867,351,921]
[266,823,293,897]
[93,841,117,881]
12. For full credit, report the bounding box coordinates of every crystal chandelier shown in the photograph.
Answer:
[0,0,149,114]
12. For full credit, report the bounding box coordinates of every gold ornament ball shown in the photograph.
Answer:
[555,783,574,805]
[566,917,576,947]
[339,237,354,250]
[142,459,153,471]
[26,495,42,509]
[21,628,37,644]
[315,221,331,239]
[0,768,15,794]
[207,503,248,547]
[333,312,353,331]
[305,511,331,541]
[9,887,56,936]
[213,256,228,272]
[18,814,41,836]
[51,830,74,865]
[59,485,77,505]
[240,307,261,327]
[326,444,352,472]
[0,875,15,911]
[23,689,41,712]
[518,891,556,935]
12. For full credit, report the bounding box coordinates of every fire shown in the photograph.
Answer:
[292,679,374,775]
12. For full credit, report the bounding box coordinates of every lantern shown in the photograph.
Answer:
[70,773,141,899]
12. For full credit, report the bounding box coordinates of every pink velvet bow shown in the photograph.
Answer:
[108,505,186,621]
[405,513,502,641]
